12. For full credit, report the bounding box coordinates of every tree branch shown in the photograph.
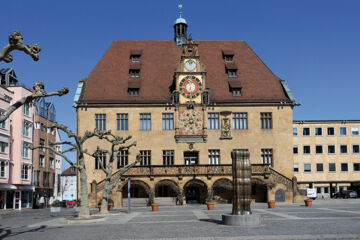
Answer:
[111,154,141,190]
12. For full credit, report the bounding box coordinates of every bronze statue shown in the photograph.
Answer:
[231,150,252,215]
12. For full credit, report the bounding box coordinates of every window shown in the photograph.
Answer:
[163,150,174,165]
[208,113,219,130]
[329,163,336,172]
[232,113,247,130]
[316,163,323,172]
[0,142,7,153]
[351,127,359,135]
[316,145,323,154]
[293,146,298,154]
[317,187,322,194]
[50,158,54,169]
[328,145,335,154]
[303,128,310,136]
[33,170,40,186]
[324,187,329,193]
[340,145,348,154]
[22,143,29,158]
[117,114,128,131]
[304,163,311,173]
[353,145,360,154]
[95,114,106,130]
[43,172,50,187]
[162,113,174,130]
[23,103,30,116]
[260,113,272,129]
[0,161,5,177]
[140,150,151,166]
[224,55,233,62]
[39,155,45,168]
[303,145,311,154]
[339,127,347,136]
[231,88,241,96]
[140,113,151,131]
[293,127,298,136]
[117,150,129,168]
[327,127,334,136]
[208,150,220,165]
[131,55,141,63]
[21,165,29,180]
[261,149,273,167]
[95,151,106,170]
[0,113,6,129]
[341,163,348,172]
[39,138,45,152]
[354,163,360,172]
[315,127,322,136]
[128,88,139,96]
[294,163,299,173]
[129,69,140,78]
[227,70,237,77]
[23,122,30,137]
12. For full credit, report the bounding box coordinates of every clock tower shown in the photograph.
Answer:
[173,36,208,143]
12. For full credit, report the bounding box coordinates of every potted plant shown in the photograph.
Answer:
[304,198,312,207]
[75,199,81,212]
[108,198,114,211]
[50,200,61,213]
[151,202,159,211]
[206,191,215,210]
[267,200,275,208]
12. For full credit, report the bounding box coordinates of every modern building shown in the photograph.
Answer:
[74,8,301,208]
[32,98,57,207]
[0,68,35,210]
[60,166,76,201]
[293,120,360,198]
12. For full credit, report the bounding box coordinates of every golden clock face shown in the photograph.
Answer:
[179,76,203,98]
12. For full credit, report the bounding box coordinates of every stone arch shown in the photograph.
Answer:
[183,179,208,204]
[251,178,268,203]
[155,179,183,205]
[211,178,233,203]
[122,180,153,202]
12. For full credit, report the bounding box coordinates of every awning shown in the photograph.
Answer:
[222,50,234,56]
[0,184,17,190]
[17,185,35,191]
[228,80,242,88]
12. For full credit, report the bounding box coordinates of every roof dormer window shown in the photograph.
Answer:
[131,55,141,63]
[227,69,237,78]
[231,88,241,96]
[129,69,140,78]
[128,88,139,96]
[224,55,233,62]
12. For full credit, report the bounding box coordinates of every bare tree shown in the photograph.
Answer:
[84,132,140,214]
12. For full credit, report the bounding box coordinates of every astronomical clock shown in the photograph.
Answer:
[173,37,208,142]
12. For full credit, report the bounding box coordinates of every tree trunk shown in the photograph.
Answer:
[78,156,90,218]
[100,168,112,214]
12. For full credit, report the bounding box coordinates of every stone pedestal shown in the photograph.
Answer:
[222,214,261,226]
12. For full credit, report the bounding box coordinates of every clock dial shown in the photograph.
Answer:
[185,60,196,71]
[179,76,203,98]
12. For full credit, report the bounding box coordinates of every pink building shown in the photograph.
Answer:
[0,68,35,210]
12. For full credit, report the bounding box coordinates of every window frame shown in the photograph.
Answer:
[163,150,174,166]
[260,113,272,130]
[328,163,336,172]
[328,145,336,154]
[117,113,129,131]
[95,114,106,130]
[162,113,174,130]
[315,127,322,136]
[341,163,348,172]
[339,127,347,136]
[304,163,311,173]
[303,145,311,154]
[315,145,323,154]
[261,149,273,167]
[140,113,151,131]
[316,163,324,172]
[208,149,220,165]
[302,127,310,136]
[327,127,335,136]
[208,113,220,130]
[232,112,247,130]
[340,145,348,154]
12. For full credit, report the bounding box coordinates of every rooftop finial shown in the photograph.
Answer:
[178,4,183,18]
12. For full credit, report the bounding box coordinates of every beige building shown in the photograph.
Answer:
[75,13,300,207]
[293,120,360,197]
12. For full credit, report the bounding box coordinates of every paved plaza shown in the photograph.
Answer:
[1,199,360,239]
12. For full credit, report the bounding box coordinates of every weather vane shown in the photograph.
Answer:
[178,4,183,18]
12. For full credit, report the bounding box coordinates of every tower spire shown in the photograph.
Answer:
[174,4,188,46]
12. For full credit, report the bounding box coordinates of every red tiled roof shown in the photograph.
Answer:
[62,166,76,176]
[80,40,291,104]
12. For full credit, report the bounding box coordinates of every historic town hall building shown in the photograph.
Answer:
[74,9,301,207]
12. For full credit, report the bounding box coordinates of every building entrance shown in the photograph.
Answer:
[185,187,200,204]
[184,151,198,165]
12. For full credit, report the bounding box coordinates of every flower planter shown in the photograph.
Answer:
[206,202,215,210]
[151,203,159,211]
[108,203,114,211]
[304,199,312,207]
[50,207,61,213]
[267,201,275,208]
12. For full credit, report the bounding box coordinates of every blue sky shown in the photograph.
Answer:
[2,0,360,166]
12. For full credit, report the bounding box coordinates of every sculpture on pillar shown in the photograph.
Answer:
[231,150,252,215]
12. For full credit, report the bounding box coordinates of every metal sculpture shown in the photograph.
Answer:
[231,150,252,215]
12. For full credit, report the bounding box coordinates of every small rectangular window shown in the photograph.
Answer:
[294,163,299,172]
[95,151,107,169]
[117,150,129,168]
[324,187,329,193]
[303,127,310,136]
[293,146,298,154]
[261,149,273,167]
[128,88,139,96]
[0,161,6,177]
[316,145,323,154]
[304,163,311,173]
[140,113,151,131]
[140,150,151,166]
[224,55,234,62]
[117,114,128,131]
[315,127,322,136]
[293,127,298,136]
[162,113,174,130]
[131,55,141,63]
[233,113,247,130]
[341,163,348,172]
[208,113,219,130]
[303,145,311,154]
[95,114,106,130]
[0,142,7,153]
[353,145,360,154]
[351,127,359,135]
[340,145,348,154]
[339,127,347,136]
[39,155,45,168]
[260,113,272,129]
[21,165,29,180]
[328,145,335,154]
[129,69,140,78]
[163,150,174,165]
[208,150,220,165]
[327,127,335,136]
[231,88,241,96]
[329,163,336,172]
[23,103,30,116]
[227,70,237,77]
[316,163,323,172]
[354,163,360,172]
